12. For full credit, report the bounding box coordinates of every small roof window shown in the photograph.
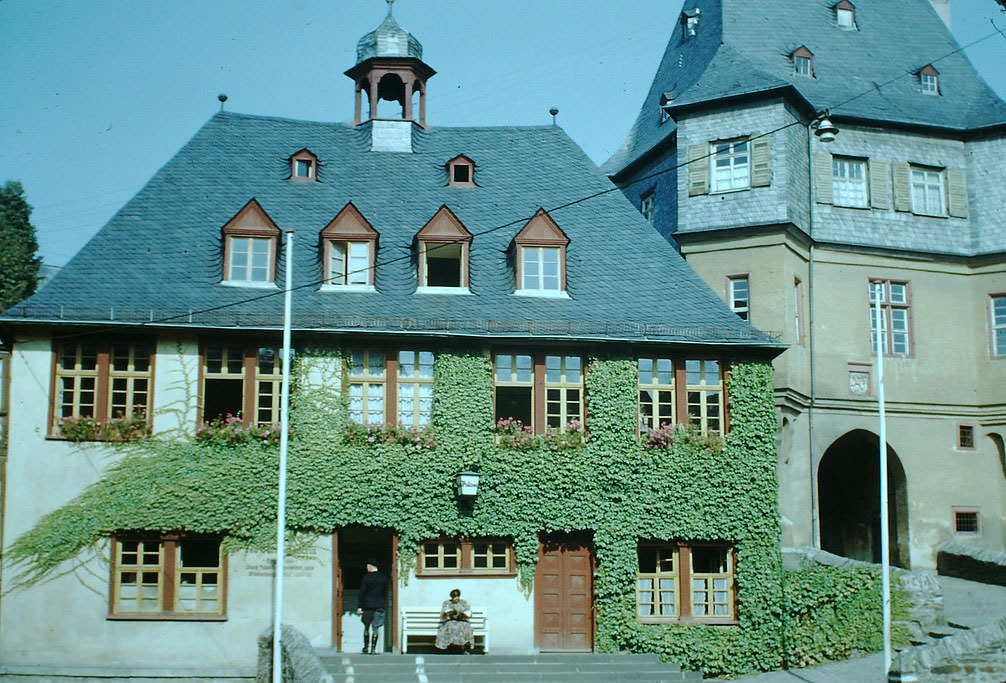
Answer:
[835,0,856,29]
[289,149,318,182]
[447,155,476,187]
[681,7,701,38]
[918,64,940,95]
[791,46,814,77]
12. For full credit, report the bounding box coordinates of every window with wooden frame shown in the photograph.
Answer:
[110,535,225,619]
[638,357,675,431]
[690,136,770,196]
[686,360,724,434]
[346,349,437,426]
[791,46,814,77]
[221,199,280,286]
[513,209,569,295]
[989,295,1006,357]
[636,542,735,623]
[417,538,515,576]
[868,280,911,357]
[447,154,476,187]
[494,352,583,433]
[918,64,940,95]
[201,344,284,426]
[957,424,976,450]
[710,138,750,192]
[52,341,154,436]
[289,148,318,181]
[832,156,869,208]
[416,206,472,290]
[952,508,980,535]
[835,0,856,29]
[727,276,750,321]
[640,191,656,223]
[909,165,945,216]
[321,203,378,289]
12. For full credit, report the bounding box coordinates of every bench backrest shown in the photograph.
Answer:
[401,607,487,631]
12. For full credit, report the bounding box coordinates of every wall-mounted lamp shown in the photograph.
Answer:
[814,116,839,143]
[456,471,480,499]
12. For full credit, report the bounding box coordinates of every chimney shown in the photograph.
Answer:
[929,0,951,30]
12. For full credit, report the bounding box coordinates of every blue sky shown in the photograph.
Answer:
[2,0,1004,266]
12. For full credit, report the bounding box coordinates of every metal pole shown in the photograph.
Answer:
[873,281,892,677]
[272,229,294,683]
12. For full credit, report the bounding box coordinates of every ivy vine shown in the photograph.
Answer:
[5,347,902,677]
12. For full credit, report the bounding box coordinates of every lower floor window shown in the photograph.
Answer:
[111,535,225,618]
[636,542,735,623]
[418,538,514,576]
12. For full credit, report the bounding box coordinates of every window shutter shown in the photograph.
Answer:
[813,154,833,204]
[947,168,969,218]
[869,160,890,210]
[892,163,912,212]
[688,144,709,196]
[751,136,772,187]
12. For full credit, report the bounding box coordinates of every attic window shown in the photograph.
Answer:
[681,8,701,37]
[835,1,856,29]
[220,199,280,287]
[416,206,473,291]
[320,203,378,289]
[513,209,570,297]
[447,155,476,187]
[918,65,940,95]
[792,47,814,77]
[290,149,318,182]
[659,93,674,124]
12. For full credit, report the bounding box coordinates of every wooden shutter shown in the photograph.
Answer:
[869,160,890,210]
[688,144,709,196]
[892,163,912,212]
[751,136,772,187]
[947,168,969,218]
[813,154,833,204]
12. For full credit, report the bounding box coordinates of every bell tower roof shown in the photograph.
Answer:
[356,0,423,63]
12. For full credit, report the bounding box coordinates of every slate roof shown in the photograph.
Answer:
[356,7,423,63]
[2,112,779,348]
[604,0,1006,175]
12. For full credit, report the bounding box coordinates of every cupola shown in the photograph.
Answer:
[345,0,436,130]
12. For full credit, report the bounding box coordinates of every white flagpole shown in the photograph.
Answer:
[273,229,294,683]
[873,281,892,676]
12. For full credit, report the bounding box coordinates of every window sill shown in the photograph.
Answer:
[708,186,750,196]
[513,289,570,299]
[220,280,278,289]
[416,286,472,295]
[319,284,376,293]
[910,210,948,219]
[107,614,227,622]
[833,202,870,210]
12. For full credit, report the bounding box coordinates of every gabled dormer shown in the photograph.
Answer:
[835,0,857,30]
[415,206,472,292]
[447,155,476,187]
[513,209,570,297]
[791,46,814,77]
[320,203,378,289]
[918,64,940,95]
[220,199,280,287]
[289,148,318,181]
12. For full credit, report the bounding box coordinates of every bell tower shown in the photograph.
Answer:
[345,0,436,129]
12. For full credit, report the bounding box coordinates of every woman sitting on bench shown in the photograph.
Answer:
[435,588,474,653]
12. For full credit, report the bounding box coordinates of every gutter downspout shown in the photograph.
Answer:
[806,122,820,549]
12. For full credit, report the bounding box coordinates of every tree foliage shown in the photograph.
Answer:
[0,181,42,311]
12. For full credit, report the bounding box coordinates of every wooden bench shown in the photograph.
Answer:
[399,606,489,653]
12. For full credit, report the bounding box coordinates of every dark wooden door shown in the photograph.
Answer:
[535,533,594,652]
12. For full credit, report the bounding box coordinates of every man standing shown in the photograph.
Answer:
[355,558,387,654]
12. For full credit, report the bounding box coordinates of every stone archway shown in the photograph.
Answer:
[818,430,910,568]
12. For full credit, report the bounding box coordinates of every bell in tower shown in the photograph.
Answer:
[345,0,436,128]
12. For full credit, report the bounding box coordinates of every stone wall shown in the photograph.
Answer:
[937,542,1006,587]
[893,618,1006,682]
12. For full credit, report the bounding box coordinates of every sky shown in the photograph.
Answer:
[2,0,1004,267]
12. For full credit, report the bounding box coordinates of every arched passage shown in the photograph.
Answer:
[818,430,910,568]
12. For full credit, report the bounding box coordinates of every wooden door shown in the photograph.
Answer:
[535,533,594,652]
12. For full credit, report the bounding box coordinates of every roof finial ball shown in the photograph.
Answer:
[550,107,559,126]
[386,0,395,16]
[218,93,228,112]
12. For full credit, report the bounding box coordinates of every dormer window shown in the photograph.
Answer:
[220,199,280,287]
[320,203,378,290]
[513,209,570,297]
[416,206,472,292]
[681,8,701,38]
[835,0,856,29]
[659,92,675,124]
[792,47,814,77]
[447,155,475,187]
[289,149,318,181]
[919,65,940,95]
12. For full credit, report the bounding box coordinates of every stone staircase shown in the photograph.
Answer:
[314,651,703,682]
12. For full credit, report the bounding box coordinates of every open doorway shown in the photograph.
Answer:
[818,430,909,568]
[333,528,397,652]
